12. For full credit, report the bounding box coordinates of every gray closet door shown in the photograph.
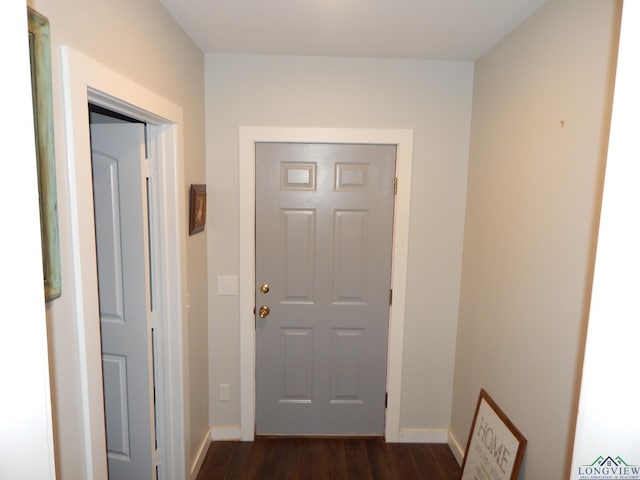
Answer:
[92,123,155,478]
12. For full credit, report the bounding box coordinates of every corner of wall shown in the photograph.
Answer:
[447,429,465,465]
[189,426,212,480]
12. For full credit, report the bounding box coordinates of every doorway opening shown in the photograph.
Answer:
[89,104,160,479]
[237,127,414,442]
[62,46,187,480]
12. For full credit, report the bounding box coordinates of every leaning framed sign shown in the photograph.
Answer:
[460,389,527,480]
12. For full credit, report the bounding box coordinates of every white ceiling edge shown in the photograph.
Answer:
[160,0,548,60]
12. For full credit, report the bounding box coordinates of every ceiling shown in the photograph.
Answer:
[160,0,548,61]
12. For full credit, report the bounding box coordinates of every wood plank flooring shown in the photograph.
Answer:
[195,437,461,480]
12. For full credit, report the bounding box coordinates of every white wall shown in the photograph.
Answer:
[570,2,640,477]
[25,0,209,476]
[0,3,55,479]
[451,0,621,478]
[205,54,474,434]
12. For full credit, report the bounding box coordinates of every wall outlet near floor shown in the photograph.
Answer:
[219,383,230,401]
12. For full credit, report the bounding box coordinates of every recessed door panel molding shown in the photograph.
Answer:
[102,354,130,459]
[280,328,314,403]
[335,163,370,192]
[92,153,125,324]
[330,328,365,404]
[333,209,368,304]
[282,209,316,303]
[281,162,317,191]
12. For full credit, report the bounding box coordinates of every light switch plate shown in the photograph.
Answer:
[217,275,239,295]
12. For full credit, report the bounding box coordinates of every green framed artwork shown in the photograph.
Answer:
[28,8,61,301]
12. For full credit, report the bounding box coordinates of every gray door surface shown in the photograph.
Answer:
[91,121,156,479]
[255,142,396,435]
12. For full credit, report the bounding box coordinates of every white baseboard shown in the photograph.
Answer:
[211,426,243,441]
[447,430,465,465]
[397,428,449,443]
[189,426,212,480]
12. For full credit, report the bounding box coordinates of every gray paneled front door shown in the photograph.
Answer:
[255,142,396,435]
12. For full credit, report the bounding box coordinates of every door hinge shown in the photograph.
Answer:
[389,289,393,305]
[393,177,398,195]
[145,157,152,179]
[385,392,388,409]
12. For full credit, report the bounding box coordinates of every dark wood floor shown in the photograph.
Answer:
[195,437,460,480]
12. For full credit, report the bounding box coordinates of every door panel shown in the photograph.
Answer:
[282,209,315,302]
[333,210,368,302]
[91,122,155,479]
[92,155,126,322]
[330,328,364,402]
[281,328,313,401]
[255,143,396,435]
[102,354,130,458]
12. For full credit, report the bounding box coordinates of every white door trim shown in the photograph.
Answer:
[61,46,188,479]
[239,127,413,442]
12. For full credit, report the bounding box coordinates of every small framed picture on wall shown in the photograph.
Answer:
[189,184,206,235]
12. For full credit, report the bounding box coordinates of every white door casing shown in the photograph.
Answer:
[255,143,396,435]
[62,47,187,479]
[239,127,414,441]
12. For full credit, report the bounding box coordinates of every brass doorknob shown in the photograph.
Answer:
[258,305,270,318]
[259,283,270,294]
